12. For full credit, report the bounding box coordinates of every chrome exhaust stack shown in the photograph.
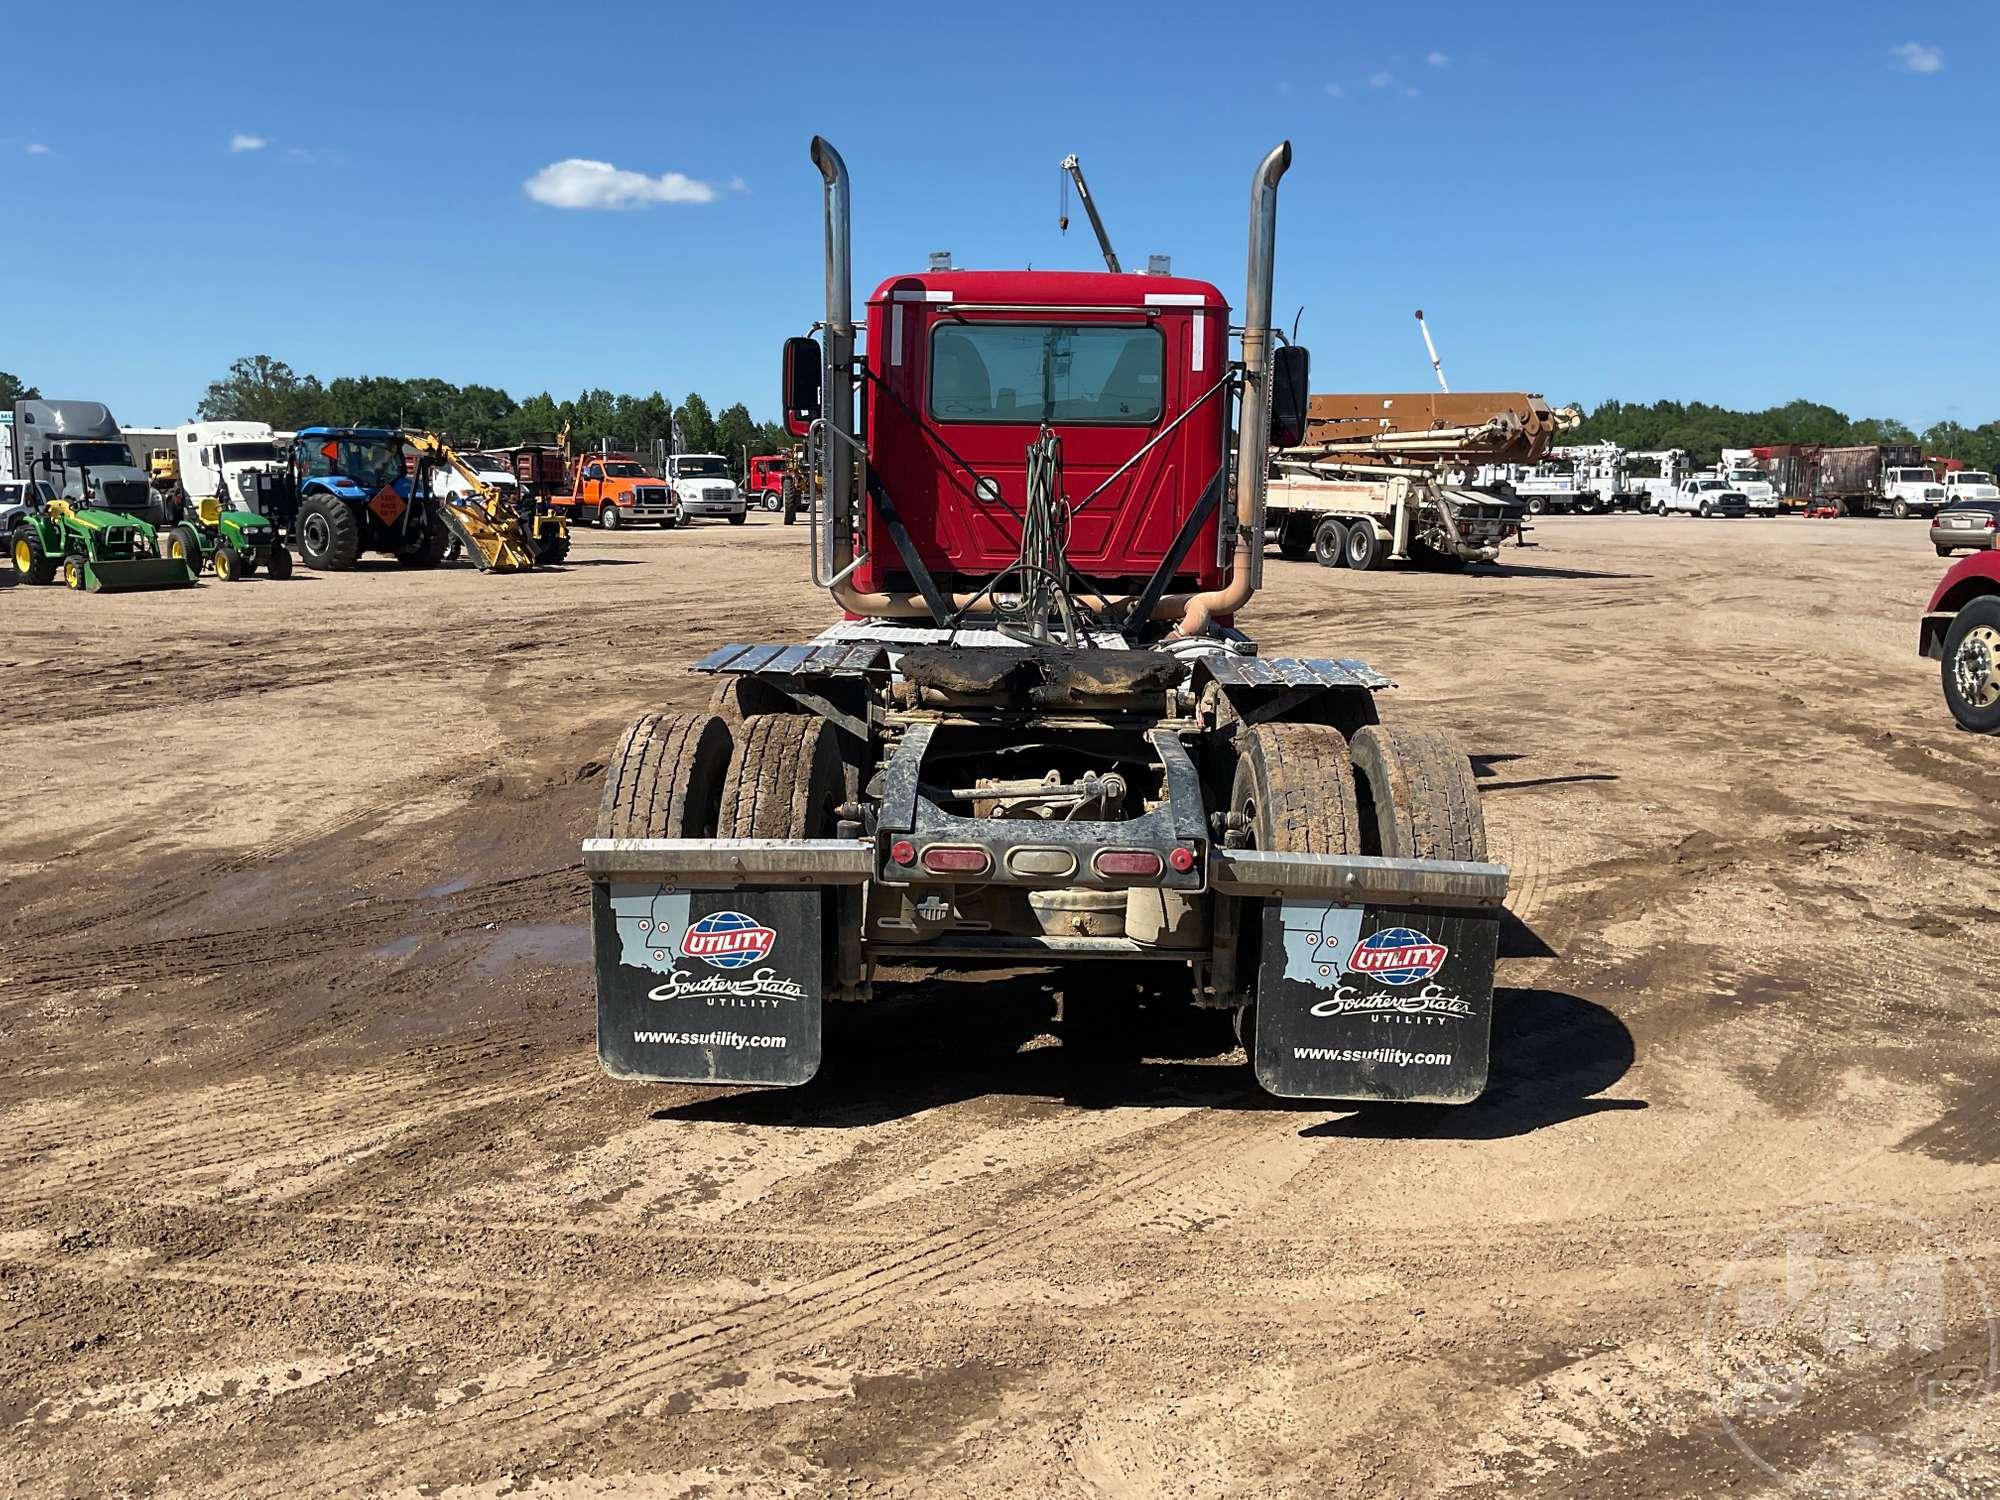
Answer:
[811,135,856,578]
[1171,140,1290,636]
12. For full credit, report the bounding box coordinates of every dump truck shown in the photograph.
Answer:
[583,138,1510,1108]
[1814,443,1939,518]
[9,400,168,529]
[287,427,449,569]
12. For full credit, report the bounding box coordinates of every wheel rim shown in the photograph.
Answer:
[301,511,330,555]
[12,538,28,573]
[1955,626,2000,709]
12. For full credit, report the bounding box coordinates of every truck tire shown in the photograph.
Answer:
[396,513,450,569]
[1230,722,1361,857]
[1344,521,1383,572]
[1941,597,2000,735]
[12,528,56,585]
[1892,498,1910,520]
[1276,513,1313,561]
[764,492,782,513]
[1313,519,1347,567]
[298,496,361,570]
[1347,725,1488,861]
[718,713,844,839]
[600,505,620,530]
[596,711,733,840]
[708,675,796,726]
[1525,496,1546,515]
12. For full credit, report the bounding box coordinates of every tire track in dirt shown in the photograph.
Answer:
[238,1108,1281,1499]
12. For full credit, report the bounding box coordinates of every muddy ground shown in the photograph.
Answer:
[3,513,1997,1497]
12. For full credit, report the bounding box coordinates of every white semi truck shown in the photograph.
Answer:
[150,421,298,531]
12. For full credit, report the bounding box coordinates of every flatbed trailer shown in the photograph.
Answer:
[1265,467,1524,569]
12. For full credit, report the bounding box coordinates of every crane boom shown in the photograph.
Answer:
[1058,153,1122,274]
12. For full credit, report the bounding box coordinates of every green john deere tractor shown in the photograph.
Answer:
[160,493,294,582]
[11,498,196,592]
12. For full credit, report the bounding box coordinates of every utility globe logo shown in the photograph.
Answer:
[1345,927,1448,986]
[1703,1203,1997,1496]
[682,911,777,970]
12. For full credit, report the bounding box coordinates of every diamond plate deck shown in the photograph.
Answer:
[692,642,890,676]
[1195,655,1394,690]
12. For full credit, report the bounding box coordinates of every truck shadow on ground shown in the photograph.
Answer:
[1486,563,1643,581]
[654,973,1637,1140]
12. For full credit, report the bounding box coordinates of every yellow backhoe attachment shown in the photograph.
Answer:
[401,430,565,573]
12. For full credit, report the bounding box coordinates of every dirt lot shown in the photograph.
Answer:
[4,512,1998,1498]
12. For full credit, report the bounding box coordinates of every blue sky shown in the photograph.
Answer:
[3,0,1994,428]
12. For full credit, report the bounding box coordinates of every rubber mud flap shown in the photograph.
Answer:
[1252,901,1499,1104]
[594,885,822,1086]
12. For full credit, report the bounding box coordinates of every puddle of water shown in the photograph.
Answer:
[370,934,422,960]
[474,922,590,977]
[418,875,472,899]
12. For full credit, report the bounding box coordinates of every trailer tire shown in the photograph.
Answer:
[1940,596,2000,736]
[1348,725,1488,862]
[11,529,56,585]
[1276,513,1314,561]
[596,711,733,840]
[297,496,361,570]
[1343,522,1383,572]
[1230,722,1361,857]
[719,713,844,839]
[1313,519,1347,568]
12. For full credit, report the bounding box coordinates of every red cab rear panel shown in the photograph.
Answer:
[859,270,1231,599]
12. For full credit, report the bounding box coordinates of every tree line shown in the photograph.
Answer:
[187,356,793,478]
[1561,397,2000,473]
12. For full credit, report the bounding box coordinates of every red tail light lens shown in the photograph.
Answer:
[1167,846,1197,873]
[1093,849,1165,878]
[889,840,917,866]
[920,845,991,875]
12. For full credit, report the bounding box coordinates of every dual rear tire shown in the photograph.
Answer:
[595,709,843,842]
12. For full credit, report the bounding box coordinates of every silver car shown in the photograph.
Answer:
[1932,502,2000,557]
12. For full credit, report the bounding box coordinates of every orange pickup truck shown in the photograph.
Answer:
[562,453,679,529]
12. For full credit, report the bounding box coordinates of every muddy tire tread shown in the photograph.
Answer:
[595,711,732,840]
[719,714,842,839]
[1348,724,1487,861]
[1233,722,1360,854]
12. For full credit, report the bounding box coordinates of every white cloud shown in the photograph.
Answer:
[1402,86,1421,97]
[229,132,267,152]
[1368,70,1393,88]
[523,158,719,210]
[23,142,50,155]
[1324,81,1344,97]
[1889,41,1943,73]
[1426,50,1450,67]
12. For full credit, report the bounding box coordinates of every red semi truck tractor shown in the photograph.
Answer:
[583,138,1509,1107]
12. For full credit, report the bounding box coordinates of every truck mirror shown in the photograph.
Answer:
[783,336,823,437]
[1270,344,1310,449]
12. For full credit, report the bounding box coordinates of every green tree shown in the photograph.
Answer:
[676,392,718,455]
[0,370,39,405]
[196,354,322,427]
[714,403,757,478]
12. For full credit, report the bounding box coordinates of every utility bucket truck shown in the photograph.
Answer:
[583,140,1510,1108]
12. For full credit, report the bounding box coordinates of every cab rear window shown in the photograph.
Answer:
[928,322,1163,425]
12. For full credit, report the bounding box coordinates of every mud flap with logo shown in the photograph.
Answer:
[1252,901,1500,1103]
[593,884,823,1087]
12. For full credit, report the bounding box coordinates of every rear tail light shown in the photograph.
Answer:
[920,845,991,875]
[1167,846,1197,873]
[1093,849,1165,879]
[889,839,917,866]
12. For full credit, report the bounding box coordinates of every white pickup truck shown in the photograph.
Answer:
[1661,476,1749,518]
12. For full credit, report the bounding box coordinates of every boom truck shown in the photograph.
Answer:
[1263,391,1561,568]
[583,139,1510,1108]
[404,430,571,569]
